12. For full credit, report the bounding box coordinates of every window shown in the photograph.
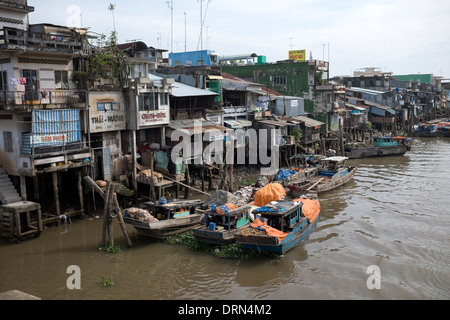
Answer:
[0,71,7,91]
[97,102,120,111]
[3,131,13,153]
[138,93,158,111]
[55,70,69,90]
[273,75,287,85]
[160,93,169,106]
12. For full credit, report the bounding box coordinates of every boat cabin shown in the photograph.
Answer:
[204,204,250,231]
[318,156,349,180]
[253,201,302,232]
[373,136,410,147]
[143,199,202,220]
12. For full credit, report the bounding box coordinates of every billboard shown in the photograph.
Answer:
[289,50,306,62]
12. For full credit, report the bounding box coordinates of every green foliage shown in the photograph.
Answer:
[164,231,259,259]
[100,276,115,287]
[87,31,130,88]
[97,243,122,253]
[291,127,303,141]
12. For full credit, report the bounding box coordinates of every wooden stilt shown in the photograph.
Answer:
[101,181,112,246]
[51,167,61,225]
[184,162,191,199]
[33,175,40,201]
[77,170,85,217]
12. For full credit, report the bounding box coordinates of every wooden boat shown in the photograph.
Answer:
[192,204,252,245]
[345,136,411,159]
[235,197,320,255]
[287,156,356,194]
[414,119,450,137]
[123,199,203,239]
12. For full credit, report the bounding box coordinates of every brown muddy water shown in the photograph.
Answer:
[0,138,449,300]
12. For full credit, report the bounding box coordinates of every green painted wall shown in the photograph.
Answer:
[393,74,432,84]
[223,62,311,96]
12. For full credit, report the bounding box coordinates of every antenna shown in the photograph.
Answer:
[289,38,294,51]
[166,0,173,53]
[184,12,187,64]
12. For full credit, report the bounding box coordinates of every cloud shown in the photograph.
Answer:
[28,0,450,77]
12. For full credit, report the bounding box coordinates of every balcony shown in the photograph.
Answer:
[371,117,395,124]
[0,90,87,110]
[0,0,34,12]
[0,27,85,55]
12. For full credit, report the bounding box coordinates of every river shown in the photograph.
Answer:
[0,138,449,300]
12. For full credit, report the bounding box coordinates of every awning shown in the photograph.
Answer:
[237,120,253,127]
[207,75,224,80]
[258,120,295,127]
[224,120,244,129]
[167,120,230,136]
[171,82,219,98]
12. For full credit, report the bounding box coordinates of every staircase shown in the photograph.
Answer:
[0,168,22,205]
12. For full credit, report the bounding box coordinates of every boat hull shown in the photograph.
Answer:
[124,214,203,239]
[316,167,357,193]
[192,226,246,245]
[235,217,318,254]
[345,145,409,159]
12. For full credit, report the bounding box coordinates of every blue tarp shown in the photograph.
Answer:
[255,206,279,213]
[275,169,296,181]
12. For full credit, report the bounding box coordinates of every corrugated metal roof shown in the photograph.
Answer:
[168,120,229,135]
[258,120,295,127]
[171,82,218,97]
[294,116,325,127]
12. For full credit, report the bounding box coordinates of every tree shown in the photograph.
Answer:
[108,3,116,32]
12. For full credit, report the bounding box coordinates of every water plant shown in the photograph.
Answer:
[97,243,122,253]
[100,276,115,287]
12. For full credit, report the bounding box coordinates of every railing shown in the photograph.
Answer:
[0,27,84,53]
[371,117,395,124]
[0,90,87,110]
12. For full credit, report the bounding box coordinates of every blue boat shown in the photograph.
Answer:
[193,204,251,245]
[234,198,320,255]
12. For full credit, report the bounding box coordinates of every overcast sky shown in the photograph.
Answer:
[28,0,450,78]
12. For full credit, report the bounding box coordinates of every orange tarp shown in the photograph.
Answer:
[253,183,286,207]
[293,198,320,223]
[216,203,238,214]
[251,218,288,244]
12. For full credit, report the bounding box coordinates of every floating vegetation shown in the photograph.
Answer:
[97,243,122,253]
[100,276,115,287]
[164,231,261,259]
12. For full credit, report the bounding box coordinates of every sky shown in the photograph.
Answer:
[28,0,450,78]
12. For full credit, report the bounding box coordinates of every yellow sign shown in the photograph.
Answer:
[289,50,306,62]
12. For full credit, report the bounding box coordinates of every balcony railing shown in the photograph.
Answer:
[371,117,395,124]
[0,90,87,110]
[0,27,84,54]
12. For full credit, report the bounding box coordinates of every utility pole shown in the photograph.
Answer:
[184,12,187,64]
[166,0,173,53]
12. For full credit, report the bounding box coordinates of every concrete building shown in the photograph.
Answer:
[0,0,92,222]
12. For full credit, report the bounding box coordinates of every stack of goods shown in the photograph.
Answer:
[125,207,159,223]
[233,186,256,206]
[96,180,107,188]
[137,169,164,185]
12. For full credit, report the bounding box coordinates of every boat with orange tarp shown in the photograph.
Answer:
[235,196,320,254]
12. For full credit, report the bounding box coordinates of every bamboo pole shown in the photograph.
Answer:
[84,176,133,248]
[162,174,211,196]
